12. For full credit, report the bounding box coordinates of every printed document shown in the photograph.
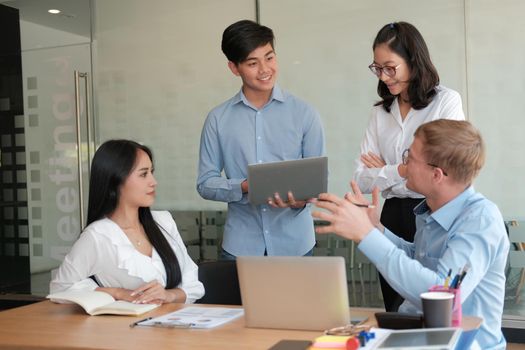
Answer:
[137,306,244,329]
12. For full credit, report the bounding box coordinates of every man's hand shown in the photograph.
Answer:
[268,191,307,209]
[312,181,381,242]
[348,181,383,232]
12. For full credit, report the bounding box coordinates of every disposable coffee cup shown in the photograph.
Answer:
[420,291,454,328]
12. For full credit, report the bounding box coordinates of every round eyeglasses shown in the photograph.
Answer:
[402,149,448,176]
[368,63,401,78]
[324,323,371,336]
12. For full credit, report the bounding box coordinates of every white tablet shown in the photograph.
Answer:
[375,328,462,350]
[247,156,328,205]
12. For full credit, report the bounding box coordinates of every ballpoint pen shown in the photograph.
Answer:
[449,268,461,289]
[343,193,376,209]
[451,264,469,289]
[350,202,376,209]
[130,317,153,328]
[456,266,470,288]
[151,321,196,329]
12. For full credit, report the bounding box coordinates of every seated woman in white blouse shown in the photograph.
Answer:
[50,139,204,304]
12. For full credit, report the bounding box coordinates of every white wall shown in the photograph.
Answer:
[93,0,255,210]
[93,0,525,219]
[467,0,525,218]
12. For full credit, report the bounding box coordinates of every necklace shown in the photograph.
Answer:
[109,216,148,248]
[120,224,146,247]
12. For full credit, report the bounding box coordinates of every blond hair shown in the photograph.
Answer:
[414,120,485,184]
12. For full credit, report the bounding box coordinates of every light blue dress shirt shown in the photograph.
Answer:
[197,85,325,256]
[359,186,509,349]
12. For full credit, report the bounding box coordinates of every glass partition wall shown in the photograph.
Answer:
[0,0,93,298]
[0,0,524,333]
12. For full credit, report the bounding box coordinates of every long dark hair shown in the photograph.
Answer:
[373,21,439,113]
[87,139,181,289]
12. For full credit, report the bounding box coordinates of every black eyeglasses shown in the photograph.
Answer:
[402,149,448,176]
[368,63,401,78]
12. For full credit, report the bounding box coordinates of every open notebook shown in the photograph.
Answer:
[47,290,159,316]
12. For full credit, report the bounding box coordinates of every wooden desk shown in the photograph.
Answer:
[0,301,381,349]
[0,301,482,350]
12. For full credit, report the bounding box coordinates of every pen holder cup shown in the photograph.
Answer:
[429,285,461,327]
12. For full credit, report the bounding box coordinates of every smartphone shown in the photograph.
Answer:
[267,340,312,350]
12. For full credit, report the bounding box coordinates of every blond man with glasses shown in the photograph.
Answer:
[315,120,509,349]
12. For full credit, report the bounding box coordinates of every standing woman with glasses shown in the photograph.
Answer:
[353,22,465,311]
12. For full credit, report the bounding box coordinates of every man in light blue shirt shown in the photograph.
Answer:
[314,120,509,349]
[197,20,325,258]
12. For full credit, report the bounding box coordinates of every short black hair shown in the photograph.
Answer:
[221,20,275,64]
[373,22,440,113]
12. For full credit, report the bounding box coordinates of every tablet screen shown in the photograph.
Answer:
[247,156,328,205]
[377,329,458,349]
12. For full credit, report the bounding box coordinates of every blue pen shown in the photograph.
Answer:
[450,268,462,289]
[452,264,470,289]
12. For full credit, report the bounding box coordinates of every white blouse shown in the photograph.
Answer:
[50,211,204,303]
[353,85,465,199]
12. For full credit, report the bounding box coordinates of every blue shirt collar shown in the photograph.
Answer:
[414,186,476,230]
[232,84,285,109]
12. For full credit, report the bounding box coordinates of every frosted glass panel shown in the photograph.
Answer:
[259,0,466,199]
[22,44,91,272]
[93,0,255,210]
[467,0,525,219]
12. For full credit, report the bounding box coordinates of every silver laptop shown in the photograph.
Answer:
[247,156,328,205]
[236,256,350,331]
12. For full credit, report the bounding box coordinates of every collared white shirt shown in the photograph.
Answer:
[353,85,465,199]
[50,211,204,303]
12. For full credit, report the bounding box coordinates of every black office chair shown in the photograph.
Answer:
[195,260,242,305]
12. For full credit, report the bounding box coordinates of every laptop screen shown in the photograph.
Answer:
[236,256,350,331]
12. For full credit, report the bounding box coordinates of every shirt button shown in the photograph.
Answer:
[258,160,262,163]
[257,136,261,140]
[262,208,267,212]
[264,230,269,234]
